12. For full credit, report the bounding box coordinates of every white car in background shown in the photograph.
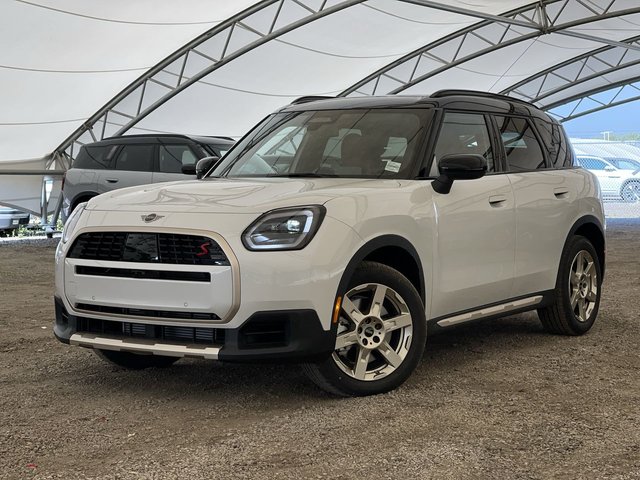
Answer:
[0,206,30,237]
[575,155,640,202]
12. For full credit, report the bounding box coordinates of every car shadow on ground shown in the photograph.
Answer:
[56,310,574,402]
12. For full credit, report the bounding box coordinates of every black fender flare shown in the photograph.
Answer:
[70,191,98,210]
[561,214,606,280]
[336,234,426,302]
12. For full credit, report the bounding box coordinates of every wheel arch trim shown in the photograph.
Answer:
[564,214,606,279]
[337,235,426,304]
[70,191,99,210]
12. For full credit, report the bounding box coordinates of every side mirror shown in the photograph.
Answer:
[604,165,616,172]
[181,164,197,175]
[195,156,220,179]
[432,154,487,194]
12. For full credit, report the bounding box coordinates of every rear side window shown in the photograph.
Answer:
[114,145,154,172]
[158,144,198,173]
[73,145,118,169]
[532,118,571,168]
[430,112,495,176]
[496,116,546,171]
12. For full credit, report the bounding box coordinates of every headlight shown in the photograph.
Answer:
[242,205,326,251]
[62,202,87,243]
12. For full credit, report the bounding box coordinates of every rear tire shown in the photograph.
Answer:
[537,236,601,335]
[302,261,426,397]
[95,349,179,370]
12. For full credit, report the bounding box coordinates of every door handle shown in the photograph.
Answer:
[488,194,507,206]
[553,187,569,198]
[105,178,119,183]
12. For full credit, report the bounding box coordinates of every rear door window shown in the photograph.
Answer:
[496,116,546,171]
[114,145,154,172]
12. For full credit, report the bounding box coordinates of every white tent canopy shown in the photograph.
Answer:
[2,0,640,215]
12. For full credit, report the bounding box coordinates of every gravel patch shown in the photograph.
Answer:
[0,224,639,479]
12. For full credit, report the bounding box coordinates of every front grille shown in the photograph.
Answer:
[76,303,219,321]
[76,317,225,345]
[75,265,211,283]
[68,232,229,266]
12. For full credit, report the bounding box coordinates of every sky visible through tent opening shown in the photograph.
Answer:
[564,101,640,140]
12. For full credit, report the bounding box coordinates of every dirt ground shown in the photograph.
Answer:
[1,221,639,480]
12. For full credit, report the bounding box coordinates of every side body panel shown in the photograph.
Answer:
[507,170,579,297]
[95,168,153,194]
[429,176,516,318]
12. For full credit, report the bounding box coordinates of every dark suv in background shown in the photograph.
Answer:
[61,134,234,220]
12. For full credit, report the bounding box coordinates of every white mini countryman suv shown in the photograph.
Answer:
[54,91,605,396]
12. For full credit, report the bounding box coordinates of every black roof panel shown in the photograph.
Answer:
[87,133,235,146]
[279,91,554,123]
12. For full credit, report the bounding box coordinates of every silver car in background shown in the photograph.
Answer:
[61,134,235,220]
[0,206,30,236]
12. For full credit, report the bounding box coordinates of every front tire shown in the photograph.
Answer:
[302,261,426,397]
[537,236,602,335]
[95,349,179,369]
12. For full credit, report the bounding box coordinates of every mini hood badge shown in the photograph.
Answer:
[141,213,164,223]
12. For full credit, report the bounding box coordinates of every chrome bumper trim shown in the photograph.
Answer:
[69,333,221,359]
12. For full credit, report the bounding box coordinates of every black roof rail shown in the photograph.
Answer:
[106,133,193,140]
[291,95,334,105]
[102,133,235,143]
[431,89,537,108]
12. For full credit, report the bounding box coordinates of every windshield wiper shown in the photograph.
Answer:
[266,173,340,178]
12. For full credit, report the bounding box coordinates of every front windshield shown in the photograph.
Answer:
[211,108,430,179]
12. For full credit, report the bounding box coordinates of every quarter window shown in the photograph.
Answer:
[114,145,154,172]
[532,118,571,168]
[430,112,494,176]
[496,116,546,171]
[158,144,198,173]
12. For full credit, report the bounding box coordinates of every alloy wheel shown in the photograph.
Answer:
[332,283,413,381]
[568,250,598,323]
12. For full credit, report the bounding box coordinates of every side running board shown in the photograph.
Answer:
[436,295,543,327]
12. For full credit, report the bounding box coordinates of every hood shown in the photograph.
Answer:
[87,177,403,214]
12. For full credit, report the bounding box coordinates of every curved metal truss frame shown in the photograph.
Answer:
[55,0,366,160]
[56,0,640,164]
[546,76,640,121]
[497,34,640,121]
[340,0,640,99]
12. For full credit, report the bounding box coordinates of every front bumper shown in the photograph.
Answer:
[54,208,362,362]
[54,297,335,362]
